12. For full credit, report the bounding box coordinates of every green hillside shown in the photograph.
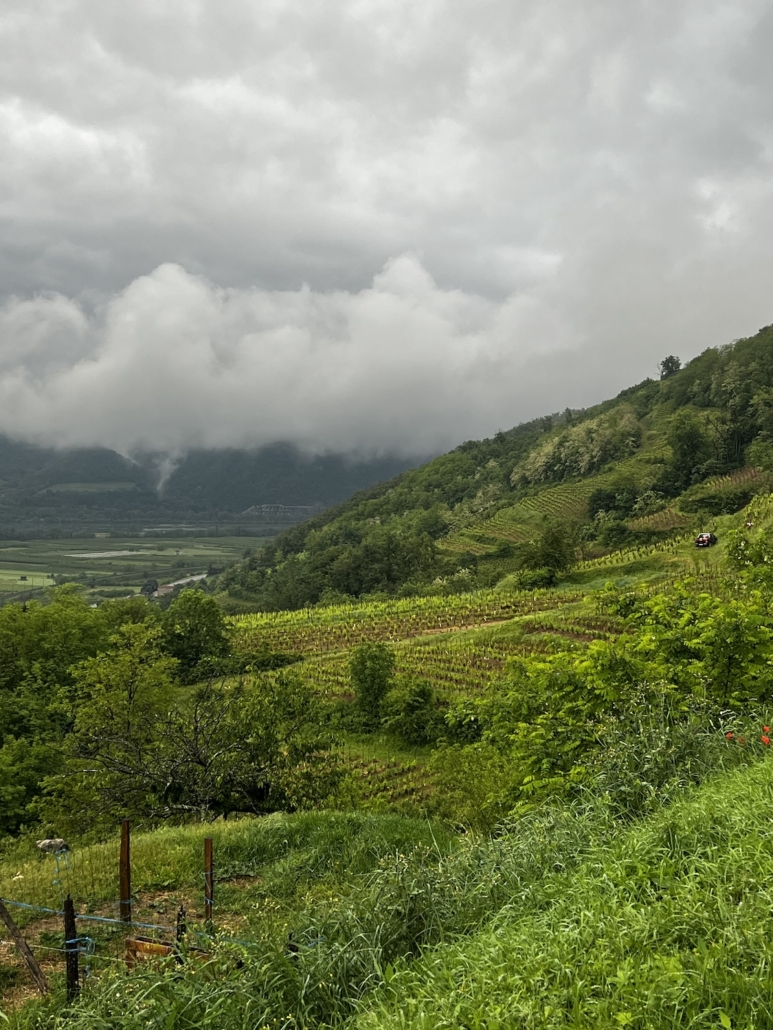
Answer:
[219,326,773,610]
[5,329,773,1026]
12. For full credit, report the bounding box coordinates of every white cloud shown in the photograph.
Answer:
[0,0,773,453]
[0,256,575,454]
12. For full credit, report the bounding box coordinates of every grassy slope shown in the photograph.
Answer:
[358,754,773,1030]
[5,754,773,1028]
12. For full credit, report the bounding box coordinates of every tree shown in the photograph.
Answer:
[662,410,713,491]
[45,629,342,830]
[532,522,578,578]
[350,642,396,726]
[161,590,230,682]
[140,578,158,597]
[659,355,681,379]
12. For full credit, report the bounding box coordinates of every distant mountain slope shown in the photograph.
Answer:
[162,445,420,511]
[0,437,424,532]
[220,324,773,609]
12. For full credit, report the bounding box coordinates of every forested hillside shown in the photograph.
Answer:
[220,325,773,609]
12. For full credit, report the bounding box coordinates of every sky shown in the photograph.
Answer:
[1,0,773,457]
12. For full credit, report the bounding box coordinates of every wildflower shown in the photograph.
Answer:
[762,736,771,746]
[726,732,734,740]
[764,726,770,733]
[739,737,746,745]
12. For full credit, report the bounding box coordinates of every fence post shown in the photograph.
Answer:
[204,838,214,925]
[175,904,186,965]
[64,894,79,1002]
[0,898,49,996]
[120,819,132,924]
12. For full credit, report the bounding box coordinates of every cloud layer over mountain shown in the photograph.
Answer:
[2,0,773,454]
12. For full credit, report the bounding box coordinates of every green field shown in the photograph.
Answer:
[0,537,270,604]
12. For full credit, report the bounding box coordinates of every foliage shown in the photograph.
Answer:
[0,588,338,839]
[382,679,444,746]
[659,354,681,378]
[161,590,230,682]
[431,579,773,827]
[44,632,343,831]
[512,406,642,487]
[350,642,396,726]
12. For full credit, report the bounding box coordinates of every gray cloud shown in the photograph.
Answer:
[1,0,773,455]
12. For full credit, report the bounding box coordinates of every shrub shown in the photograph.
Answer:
[382,680,444,746]
[350,643,396,727]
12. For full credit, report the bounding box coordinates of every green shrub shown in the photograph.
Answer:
[382,680,444,746]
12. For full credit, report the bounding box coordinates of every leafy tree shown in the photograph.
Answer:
[523,522,579,579]
[659,355,682,379]
[46,630,342,830]
[161,590,230,682]
[659,410,713,493]
[350,643,396,726]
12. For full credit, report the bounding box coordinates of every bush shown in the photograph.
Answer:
[350,643,396,727]
[382,680,444,746]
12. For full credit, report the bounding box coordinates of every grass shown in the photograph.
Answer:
[357,753,773,1030]
[6,753,772,1029]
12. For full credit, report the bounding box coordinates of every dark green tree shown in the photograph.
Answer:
[161,590,230,682]
[350,642,396,726]
[663,410,713,492]
[659,355,681,379]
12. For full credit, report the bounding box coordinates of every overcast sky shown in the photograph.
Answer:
[1,0,773,456]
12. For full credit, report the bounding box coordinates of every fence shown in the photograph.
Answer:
[0,820,217,1002]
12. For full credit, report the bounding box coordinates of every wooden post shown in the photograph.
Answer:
[0,898,49,996]
[120,819,131,924]
[64,894,79,1002]
[204,838,214,924]
[175,905,186,965]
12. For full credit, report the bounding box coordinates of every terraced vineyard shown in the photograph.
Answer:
[348,755,435,810]
[232,589,584,656]
[626,506,694,532]
[442,457,655,555]
[302,638,525,701]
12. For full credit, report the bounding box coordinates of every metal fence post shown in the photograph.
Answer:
[204,838,214,925]
[120,820,132,924]
[64,894,79,1001]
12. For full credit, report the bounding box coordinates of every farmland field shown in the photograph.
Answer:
[0,536,268,605]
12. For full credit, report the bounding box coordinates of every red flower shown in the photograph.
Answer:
[764,726,770,733]
[726,732,734,740]
[739,737,746,745]
[762,736,771,746]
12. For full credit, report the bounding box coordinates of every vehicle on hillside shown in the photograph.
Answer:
[695,532,717,548]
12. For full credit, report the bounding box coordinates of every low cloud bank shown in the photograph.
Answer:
[0,255,581,456]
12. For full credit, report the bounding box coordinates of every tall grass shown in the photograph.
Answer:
[8,755,773,1028]
[4,803,621,1029]
[0,812,454,927]
[359,754,773,1029]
